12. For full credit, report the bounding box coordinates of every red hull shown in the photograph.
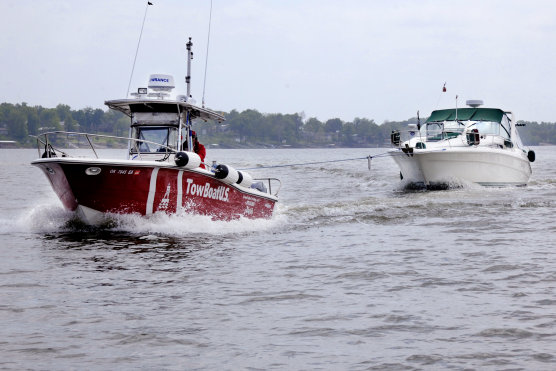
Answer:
[32,160,276,221]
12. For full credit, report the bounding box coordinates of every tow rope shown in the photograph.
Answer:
[238,151,395,171]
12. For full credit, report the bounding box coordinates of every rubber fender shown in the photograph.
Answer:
[174,151,201,169]
[214,164,239,184]
[527,150,536,162]
[236,171,253,188]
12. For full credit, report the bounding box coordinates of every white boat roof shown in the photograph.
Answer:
[105,98,226,122]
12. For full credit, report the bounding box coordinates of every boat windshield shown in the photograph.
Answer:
[420,120,465,141]
[468,119,510,140]
[131,127,178,153]
[420,118,512,141]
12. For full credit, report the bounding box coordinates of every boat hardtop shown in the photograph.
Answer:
[105,98,225,122]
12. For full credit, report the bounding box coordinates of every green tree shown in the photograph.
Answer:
[73,107,99,132]
[91,108,105,132]
[55,104,78,131]
[340,121,356,145]
[39,109,61,131]
[226,109,264,142]
[7,109,28,140]
[26,108,40,135]
[103,109,129,137]
[304,117,323,134]
[353,117,379,144]
[324,118,343,133]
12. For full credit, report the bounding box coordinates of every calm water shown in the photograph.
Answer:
[1,147,555,370]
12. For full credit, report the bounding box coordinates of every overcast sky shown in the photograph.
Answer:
[1,0,555,123]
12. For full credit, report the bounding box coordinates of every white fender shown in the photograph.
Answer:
[237,171,253,188]
[214,164,239,184]
[174,151,202,169]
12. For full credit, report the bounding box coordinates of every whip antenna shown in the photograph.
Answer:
[201,0,213,108]
[126,1,153,97]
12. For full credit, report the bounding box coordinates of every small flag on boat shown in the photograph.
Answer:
[442,82,446,92]
[148,1,153,5]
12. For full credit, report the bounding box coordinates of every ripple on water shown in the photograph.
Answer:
[2,148,556,370]
[476,328,537,339]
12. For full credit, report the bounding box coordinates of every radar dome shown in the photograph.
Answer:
[148,74,175,92]
[466,100,483,108]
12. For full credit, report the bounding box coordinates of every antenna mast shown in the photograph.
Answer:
[126,1,153,97]
[186,38,193,101]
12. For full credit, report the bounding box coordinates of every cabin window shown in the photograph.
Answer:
[470,121,498,135]
[420,120,466,141]
[422,122,443,141]
[468,121,510,140]
[443,120,465,139]
[131,127,178,153]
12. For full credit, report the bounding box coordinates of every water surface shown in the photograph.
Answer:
[1,147,555,370]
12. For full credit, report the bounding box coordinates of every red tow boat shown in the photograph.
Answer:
[31,39,279,224]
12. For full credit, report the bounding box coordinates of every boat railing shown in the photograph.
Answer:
[390,127,466,147]
[32,131,175,160]
[34,131,282,197]
[253,177,281,197]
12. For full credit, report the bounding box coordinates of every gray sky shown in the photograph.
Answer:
[1,0,555,123]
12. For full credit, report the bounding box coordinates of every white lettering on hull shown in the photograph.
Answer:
[185,178,230,202]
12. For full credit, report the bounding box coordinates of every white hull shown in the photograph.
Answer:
[391,147,532,187]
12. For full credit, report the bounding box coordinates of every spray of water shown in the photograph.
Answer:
[9,203,288,237]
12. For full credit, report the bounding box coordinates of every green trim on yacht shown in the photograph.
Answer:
[426,108,504,123]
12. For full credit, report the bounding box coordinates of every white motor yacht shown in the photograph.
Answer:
[389,100,535,188]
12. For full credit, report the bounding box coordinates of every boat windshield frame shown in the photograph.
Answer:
[420,120,466,141]
[467,114,512,140]
[130,126,179,154]
[421,116,512,142]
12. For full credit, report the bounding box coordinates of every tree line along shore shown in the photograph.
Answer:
[1,102,555,149]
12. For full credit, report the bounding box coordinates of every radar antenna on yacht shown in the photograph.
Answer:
[466,100,484,108]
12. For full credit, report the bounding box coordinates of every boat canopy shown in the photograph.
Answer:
[105,99,226,122]
[426,108,504,123]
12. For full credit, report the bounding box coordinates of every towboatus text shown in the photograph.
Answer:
[185,178,229,202]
